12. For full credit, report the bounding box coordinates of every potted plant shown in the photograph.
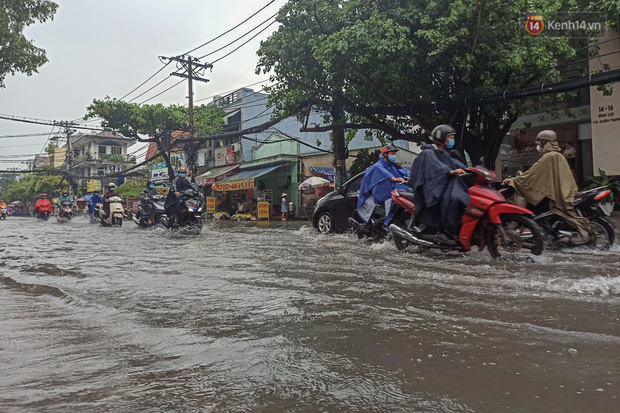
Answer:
[587,169,620,216]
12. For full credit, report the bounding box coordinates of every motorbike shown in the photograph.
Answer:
[389,166,545,259]
[57,201,74,222]
[97,196,125,227]
[35,210,50,220]
[502,185,615,250]
[133,194,170,228]
[167,188,204,231]
[1,206,7,219]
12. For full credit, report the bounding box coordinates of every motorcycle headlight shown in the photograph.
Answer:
[155,204,164,210]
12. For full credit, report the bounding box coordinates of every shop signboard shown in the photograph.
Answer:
[156,187,170,196]
[257,202,269,220]
[150,162,168,181]
[214,146,236,167]
[212,179,254,192]
[206,197,216,213]
[87,179,100,192]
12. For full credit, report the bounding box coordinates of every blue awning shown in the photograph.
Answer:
[308,166,350,182]
[216,164,283,183]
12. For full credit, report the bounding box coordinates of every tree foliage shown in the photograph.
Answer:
[257,0,619,166]
[2,173,69,204]
[349,148,381,177]
[0,0,58,87]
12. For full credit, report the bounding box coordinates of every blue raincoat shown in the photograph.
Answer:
[87,194,103,216]
[409,144,470,237]
[357,157,409,225]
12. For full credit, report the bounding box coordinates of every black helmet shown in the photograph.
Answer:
[380,144,400,155]
[430,124,456,145]
[147,180,154,186]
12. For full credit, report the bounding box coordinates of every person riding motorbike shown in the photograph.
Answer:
[88,190,103,218]
[357,144,410,227]
[139,180,160,224]
[409,124,470,245]
[33,193,53,217]
[102,183,120,218]
[165,167,198,220]
[502,129,591,240]
[57,190,73,212]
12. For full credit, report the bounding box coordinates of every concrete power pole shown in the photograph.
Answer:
[55,121,78,195]
[159,55,213,182]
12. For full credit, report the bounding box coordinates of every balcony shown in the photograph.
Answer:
[74,153,137,166]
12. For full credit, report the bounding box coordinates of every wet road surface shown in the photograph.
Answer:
[1,216,619,412]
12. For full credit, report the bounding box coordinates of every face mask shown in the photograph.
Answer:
[94,193,99,196]
[149,184,154,189]
[179,173,187,178]
[388,155,397,163]
[536,144,542,152]
[446,139,455,149]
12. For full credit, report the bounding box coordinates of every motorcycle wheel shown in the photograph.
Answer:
[392,213,415,251]
[487,213,544,259]
[589,218,615,250]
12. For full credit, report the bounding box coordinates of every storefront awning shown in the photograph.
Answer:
[308,166,351,182]
[212,164,283,191]
[195,164,239,185]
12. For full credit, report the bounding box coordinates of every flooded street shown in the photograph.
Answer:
[1,216,619,412]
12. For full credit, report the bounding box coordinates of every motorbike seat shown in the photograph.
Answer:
[397,191,415,202]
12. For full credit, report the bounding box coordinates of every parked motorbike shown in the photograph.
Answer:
[97,196,125,227]
[1,206,7,219]
[389,166,544,259]
[168,189,204,231]
[57,201,74,222]
[133,194,170,228]
[502,185,615,249]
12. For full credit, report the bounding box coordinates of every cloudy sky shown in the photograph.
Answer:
[0,0,286,169]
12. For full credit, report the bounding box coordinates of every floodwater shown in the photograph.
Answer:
[1,216,619,412]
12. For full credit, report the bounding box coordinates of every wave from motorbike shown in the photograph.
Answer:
[389,166,545,259]
[94,196,124,227]
[133,194,170,228]
[167,189,203,232]
[57,202,74,222]
[501,184,615,250]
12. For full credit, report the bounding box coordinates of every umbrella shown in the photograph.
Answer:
[299,176,330,191]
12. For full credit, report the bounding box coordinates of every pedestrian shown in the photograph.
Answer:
[281,192,288,221]
[563,142,576,170]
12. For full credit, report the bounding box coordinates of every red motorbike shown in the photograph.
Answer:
[389,166,544,258]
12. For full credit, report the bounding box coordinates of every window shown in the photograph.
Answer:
[110,146,122,155]
[345,174,364,194]
[98,145,107,154]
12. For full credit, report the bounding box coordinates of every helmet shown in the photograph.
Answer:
[107,183,116,190]
[40,193,47,198]
[62,190,68,195]
[178,167,188,174]
[430,124,456,145]
[380,144,399,155]
[535,130,557,143]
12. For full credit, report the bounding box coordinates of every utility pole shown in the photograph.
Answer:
[55,121,78,195]
[158,55,213,181]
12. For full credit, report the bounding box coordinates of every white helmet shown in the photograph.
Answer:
[107,183,116,190]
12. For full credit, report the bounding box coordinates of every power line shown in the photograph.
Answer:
[0,132,52,139]
[138,79,186,104]
[128,71,183,103]
[183,0,277,56]
[210,20,278,65]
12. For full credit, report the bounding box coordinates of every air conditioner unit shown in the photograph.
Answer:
[231,143,241,152]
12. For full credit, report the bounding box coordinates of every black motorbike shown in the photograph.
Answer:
[348,205,391,240]
[35,210,50,221]
[133,194,170,228]
[503,185,615,249]
[167,188,204,231]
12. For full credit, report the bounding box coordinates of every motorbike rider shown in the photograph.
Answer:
[165,166,198,220]
[409,124,470,245]
[139,180,159,224]
[503,129,591,240]
[87,190,103,218]
[357,144,410,227]
[102,183,120,219]
[57,190,73,213]
[33,193,53,217]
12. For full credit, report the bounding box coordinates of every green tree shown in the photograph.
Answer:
[349,148,381,177]
[257,0,619,167]
[0,0,58,87]
[84,99,225,182]
[3,174,37,204]
[34,175,69,196]
[0,173,16,199]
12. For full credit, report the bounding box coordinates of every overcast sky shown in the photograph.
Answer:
[0,0,286,169]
